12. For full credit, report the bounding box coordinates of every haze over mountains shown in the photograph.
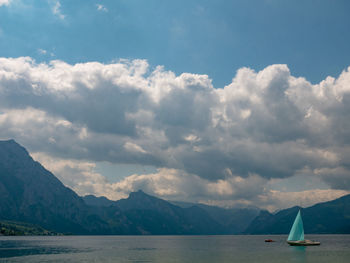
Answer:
[0,140,349,235]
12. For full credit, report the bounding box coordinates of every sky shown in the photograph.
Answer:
[1,0,350,211]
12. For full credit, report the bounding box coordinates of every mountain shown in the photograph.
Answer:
[170,200,260,234]
[245,194,350,234]
[84,191,259,234]
[169,200,197,208]
[83,195,115,207]
[2,139,350,235]
[0,139,254,235]
[0,139,134,235]
[86,190,228,234]
[195,204,260,234]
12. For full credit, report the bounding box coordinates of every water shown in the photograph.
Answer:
[0,235,350,262]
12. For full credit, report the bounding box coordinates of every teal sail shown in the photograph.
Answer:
[287,210,304,241]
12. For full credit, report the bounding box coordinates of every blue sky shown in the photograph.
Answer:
[2,0,350,88]
[1,0,350,210]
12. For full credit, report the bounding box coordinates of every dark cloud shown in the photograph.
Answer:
[1,57,350,193]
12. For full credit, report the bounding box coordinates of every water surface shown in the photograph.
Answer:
[1,235,349,262]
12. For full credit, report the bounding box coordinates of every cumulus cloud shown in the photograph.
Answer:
[1,56,350,207]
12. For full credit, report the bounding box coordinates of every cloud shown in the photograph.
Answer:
[29,152,350,211]
[37,48,47,55]
[0,0,10,7]
[110,168,267,202]
[96,4,108,12]
[30,152,268,205]
[313,167,350,190]
[259,189,350,212]
[1,56,350,207]
[51,0,65,20]
[31,152,124,200]
[124,142,148,154]
[37,48,55,57]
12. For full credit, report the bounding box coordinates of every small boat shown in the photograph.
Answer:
[287,210,320,246]
[265,239,275,242]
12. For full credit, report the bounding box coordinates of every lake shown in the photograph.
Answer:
[1,235,350,262]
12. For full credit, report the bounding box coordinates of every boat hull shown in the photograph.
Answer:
[287,240,320,246]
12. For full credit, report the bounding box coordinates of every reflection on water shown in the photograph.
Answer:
[0,238,90,259]
[129,248,157,251]
[0,246,78,258]
[0,235,349,263]
[290,246,306,261]
[291,246,306,251]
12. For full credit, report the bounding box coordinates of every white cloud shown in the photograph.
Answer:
[29,153,268,206]
[1,57,350,208]
[31,152,125,200]
[30,153,349,211]
[52,0,65,20]
[109,168,267,202]
[124,142,148,154]
[37,48,47,55]
[0,0,10,7]
[96,4,108,12]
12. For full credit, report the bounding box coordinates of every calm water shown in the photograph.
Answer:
[0,235,350,263]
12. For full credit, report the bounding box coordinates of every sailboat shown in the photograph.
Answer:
[287,210,320,246]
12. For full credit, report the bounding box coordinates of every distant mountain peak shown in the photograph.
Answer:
[128,190,151,198]
[0,139,29,152]
[0,139,22,147]
[0,139,34,168]
[83,195,115,207]
[0,139,16,143]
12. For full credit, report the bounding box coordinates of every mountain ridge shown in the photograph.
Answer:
[0,139,136,235]
[83,191,260,234]
[245,194,350,234]
[0,139,257,234]
[1,139,350,235]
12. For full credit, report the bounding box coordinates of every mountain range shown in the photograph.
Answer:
[245,194,350,234]
[0,139,349,235]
